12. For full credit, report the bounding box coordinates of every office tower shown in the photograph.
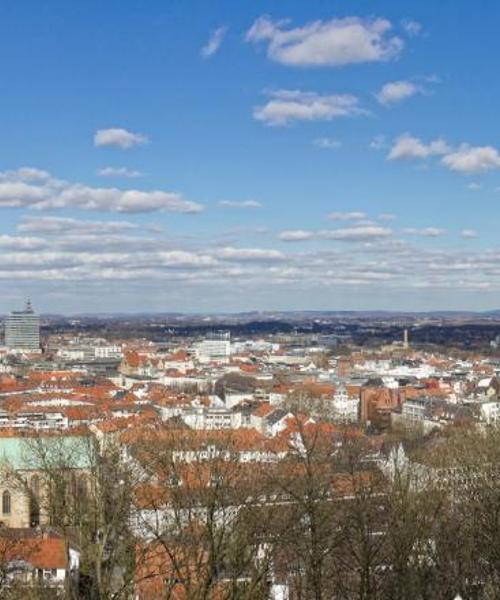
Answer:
[5,300,40,351]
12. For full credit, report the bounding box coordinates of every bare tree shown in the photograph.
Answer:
[130,428,274,600]
[18,434,139,600]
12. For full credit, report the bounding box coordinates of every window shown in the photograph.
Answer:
[168,474,181,487]
[30,476,41,527]
[31,475,40,498]
[78,476,87,502]
[2,491,11,514]
[210,473,224,487]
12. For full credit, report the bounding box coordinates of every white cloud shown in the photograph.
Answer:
[278,230,315,242]
[0,235,47,251]
[320,226,392,241]
[214,247,285,261]
[378,213,396,221]
[313,137,342,149]
[2,219,500,309]
[387,134,450,160]
[254,89,365,126]
[201,26,228,58]
[461,229,478,239]
[218,200,262,208]
[98,167,143,178]
[466,182,481,190]
[0,168,202,214]
[401,19,422,37]
[369,135,387,150]
[388,135,500,175]
[279,225,392,242]
[402,227,447,237]
[327,211,366,221]
[17,216,138,235]
[13,168,52,182]
[94,128,149,149]
[246,16,403,67]
[54,188,201,214]
[441,145,500,174]
[376,80,422,105]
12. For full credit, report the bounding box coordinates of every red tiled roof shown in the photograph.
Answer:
[0,536,68,569]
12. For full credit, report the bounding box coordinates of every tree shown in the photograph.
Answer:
[130,428,274,600]
[17,434,139,600]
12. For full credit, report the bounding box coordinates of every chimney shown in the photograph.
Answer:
[403,329,409,349]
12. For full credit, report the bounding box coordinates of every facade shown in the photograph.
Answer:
[0,436,92,528]
[331,386,359,423]
[479,401,500,424]
[5,301,40,352]
[0,531,80,591]
[195,332,231,363]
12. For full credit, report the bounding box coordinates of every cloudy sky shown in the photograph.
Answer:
[0,0,499,313]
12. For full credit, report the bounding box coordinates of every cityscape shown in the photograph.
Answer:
[1,1,500,598]
[0,300,499,597]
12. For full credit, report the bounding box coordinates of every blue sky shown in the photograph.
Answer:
[0,0,499,313]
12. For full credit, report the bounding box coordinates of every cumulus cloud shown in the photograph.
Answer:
[214,247,285,261]
[441,145,500,174]
[94,128,149,149]
[0,168,202,214]
[402,227,447,237]
[387,134,450,160]
[254,89,366,126]
[98,167,143,178]
[0,235,47,251]
[279,225,392,242]
[17,216,138,235]
[313,137,342,149]
[0,219,499,308]
[388,135,500,175]
[327,211,366,221]
[201,26,228,58]
[218,200,262,208]
[376,80,422,105]
[278,230,315,242]
[246,16,403,67]
[401,19,422,37]
[321,226,392,241]
[462,229,478,239]
[369,135,387,151]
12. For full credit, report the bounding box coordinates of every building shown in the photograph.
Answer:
[5,301,40,352]
[360,379,402,429]
[331,386,359,423]
[0,435,92,528]
[0,529,80,592]
[391,397,475,433]
[195,332,231,364]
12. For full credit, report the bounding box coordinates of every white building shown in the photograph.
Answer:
[480,401,500,424]
[331,386,359,423]
[195,333,231,364]
[94,345,123,359]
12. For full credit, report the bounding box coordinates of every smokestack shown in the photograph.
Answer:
[403,329,409,349]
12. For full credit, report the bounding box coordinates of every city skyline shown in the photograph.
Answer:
[1,1,499,313]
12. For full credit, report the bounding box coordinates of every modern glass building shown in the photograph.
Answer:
[5,300,40,351]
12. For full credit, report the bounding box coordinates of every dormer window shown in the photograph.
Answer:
[168,474,181,487]
[210,473,224,487]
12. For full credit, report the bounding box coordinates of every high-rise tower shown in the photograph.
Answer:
[5,300,40,351]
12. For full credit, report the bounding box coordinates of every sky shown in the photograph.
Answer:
[0,0,500,314]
